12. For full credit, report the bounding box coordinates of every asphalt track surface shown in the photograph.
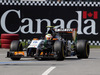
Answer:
[0,48,100,75]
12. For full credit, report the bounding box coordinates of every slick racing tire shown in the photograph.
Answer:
[54,41,64,61]
[10,40,23,60]
[1,34,19,39]
[76,40,90,59]
[1,39,14,44]
[10,40,23,51]
[1,44,10,48]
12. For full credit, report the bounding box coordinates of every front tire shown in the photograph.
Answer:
[76,40,90,59]
[10,40,23,60]
[54,41,65,61]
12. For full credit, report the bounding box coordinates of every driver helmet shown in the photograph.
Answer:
[45,34,53,40]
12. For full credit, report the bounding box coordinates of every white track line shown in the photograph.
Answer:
[42,66,56,75]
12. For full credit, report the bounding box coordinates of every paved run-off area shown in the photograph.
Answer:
[0,48,100,75]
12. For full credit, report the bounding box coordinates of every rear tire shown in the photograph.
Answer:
[54,41,64,61]
[76,40,90,59]
[10,40,23,60]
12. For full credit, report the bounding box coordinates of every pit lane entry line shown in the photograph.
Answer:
[42,66,56,75]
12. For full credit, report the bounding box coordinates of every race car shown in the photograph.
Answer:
[7,26,90,60]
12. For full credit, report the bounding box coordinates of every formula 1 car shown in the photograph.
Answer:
[7,26,90,61]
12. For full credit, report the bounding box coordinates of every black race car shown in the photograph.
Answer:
[7,26,90,60]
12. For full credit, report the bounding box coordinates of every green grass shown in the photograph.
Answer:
[0,42,27,48]
[21,42,100,48]
[0,42,100,48]
[90,45,100,48]
[71,44,100,48]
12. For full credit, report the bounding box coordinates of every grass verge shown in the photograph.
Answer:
[90,45,100,48]
[0,42,100,48]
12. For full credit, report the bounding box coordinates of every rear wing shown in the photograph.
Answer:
[55,28,77,43]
